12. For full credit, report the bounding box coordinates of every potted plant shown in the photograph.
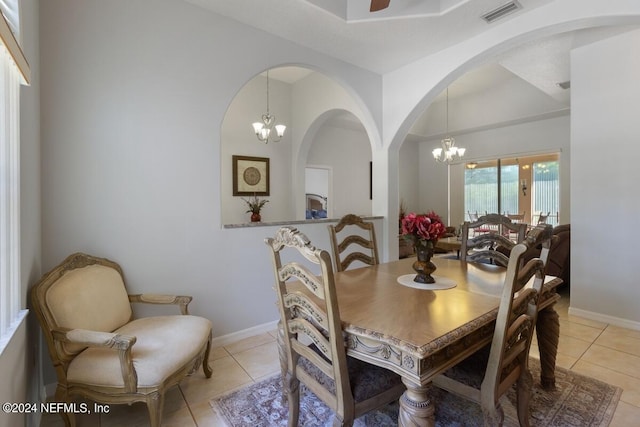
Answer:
[242,194,268,222]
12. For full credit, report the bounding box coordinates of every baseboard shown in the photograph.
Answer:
[211,319,279,348]
[568,307,640,331]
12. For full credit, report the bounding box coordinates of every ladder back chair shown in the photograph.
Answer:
[265,227,404,427]
[461,213,528,265]
[506,212,527,240]
[328,214,380,272]
[468,210,493,235]
[536,211,551,225]
[30,253,213,427]
[432,224,554,426]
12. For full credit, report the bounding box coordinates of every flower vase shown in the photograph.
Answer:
[250,212,261,222]
[412,241,436,284]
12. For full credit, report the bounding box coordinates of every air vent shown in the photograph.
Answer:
[482,1,521,23]
[557,81,571,90]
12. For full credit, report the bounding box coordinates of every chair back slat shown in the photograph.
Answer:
[278,262,325,299]
[461,214,528,265]
[283,291,328,331]
[328,214,379,272]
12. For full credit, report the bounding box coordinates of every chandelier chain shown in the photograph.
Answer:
[252,69,286,144]
[432,86,465,164]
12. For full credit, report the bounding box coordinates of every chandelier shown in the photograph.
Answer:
[432,88,465,163]
[252,70,286,144]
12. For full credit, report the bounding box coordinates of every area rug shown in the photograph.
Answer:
[211,358,621,427]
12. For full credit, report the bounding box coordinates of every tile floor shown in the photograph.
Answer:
[40,287,640,426]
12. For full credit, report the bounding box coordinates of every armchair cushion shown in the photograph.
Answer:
[46,264,133,355]
[67,315,211,388]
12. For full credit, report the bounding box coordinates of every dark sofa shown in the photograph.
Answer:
[499,224,570,288]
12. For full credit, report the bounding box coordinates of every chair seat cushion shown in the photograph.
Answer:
[67,315,211,388]
[440,345,491,389]
[299,355,403,402]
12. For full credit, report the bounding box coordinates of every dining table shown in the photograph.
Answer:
[300,255,563,427]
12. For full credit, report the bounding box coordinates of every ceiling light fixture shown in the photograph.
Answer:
[433,88,465,164]
[252,70,286,144]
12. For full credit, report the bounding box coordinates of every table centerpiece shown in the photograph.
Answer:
[401,211,447,283]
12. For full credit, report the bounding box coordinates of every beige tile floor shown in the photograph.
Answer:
[40,288,640,426]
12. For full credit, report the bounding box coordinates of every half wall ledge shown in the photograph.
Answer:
[223,216,384,229]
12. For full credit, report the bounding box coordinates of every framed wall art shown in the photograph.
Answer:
[232,155,270,196]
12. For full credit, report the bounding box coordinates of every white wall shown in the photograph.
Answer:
[38,0,381,386]
[570,29,640,326]
[398,141,420,215]
[307,122,372,218]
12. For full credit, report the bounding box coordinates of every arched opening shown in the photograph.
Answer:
[221,66,376,225]
[394,24,640,226]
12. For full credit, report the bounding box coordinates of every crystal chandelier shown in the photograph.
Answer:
[252,70,286,144]
[432,88,465,163]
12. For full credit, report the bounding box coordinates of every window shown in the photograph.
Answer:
[0,0,19,37]
[531,159,560,226]
[0,1,29,354]
[464,153,559,226]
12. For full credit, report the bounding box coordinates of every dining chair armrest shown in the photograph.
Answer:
[129,293,193,315]
[52,328,138,393]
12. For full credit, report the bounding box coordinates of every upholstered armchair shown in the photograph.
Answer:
[31,253,213,427]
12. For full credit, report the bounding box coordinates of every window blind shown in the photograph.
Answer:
[0,1,28,84]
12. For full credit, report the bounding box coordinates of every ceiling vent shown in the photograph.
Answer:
[482,1,521,23]
[557,81,571,90]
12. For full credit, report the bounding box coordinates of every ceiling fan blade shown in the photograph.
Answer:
[370,0,390,12]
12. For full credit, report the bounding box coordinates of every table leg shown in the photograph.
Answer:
[536,304,560,390]
[398,378,435,427]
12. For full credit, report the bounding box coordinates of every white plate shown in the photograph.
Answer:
[397,274,457,290]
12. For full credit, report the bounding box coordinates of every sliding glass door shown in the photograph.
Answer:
[532,160,560,225]
[464,153,559,225]
[464,160,497,220]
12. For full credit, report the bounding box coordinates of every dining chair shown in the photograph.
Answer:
[460,213,528,265]
[432,224,553,427]
[536,211,551,225]
[468,210,495,236]
[328,213,380,272]
[265,227,404,427]
[30,252,213,427]
[506,212,527,240]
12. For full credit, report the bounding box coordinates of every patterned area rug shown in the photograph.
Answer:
[211,358,621,427]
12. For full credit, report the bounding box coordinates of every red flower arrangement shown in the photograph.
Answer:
[401,211,447,244]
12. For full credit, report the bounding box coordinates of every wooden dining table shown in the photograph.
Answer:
[321,256,562,427]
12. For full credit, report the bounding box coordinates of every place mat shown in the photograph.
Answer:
[397,274,456,290]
